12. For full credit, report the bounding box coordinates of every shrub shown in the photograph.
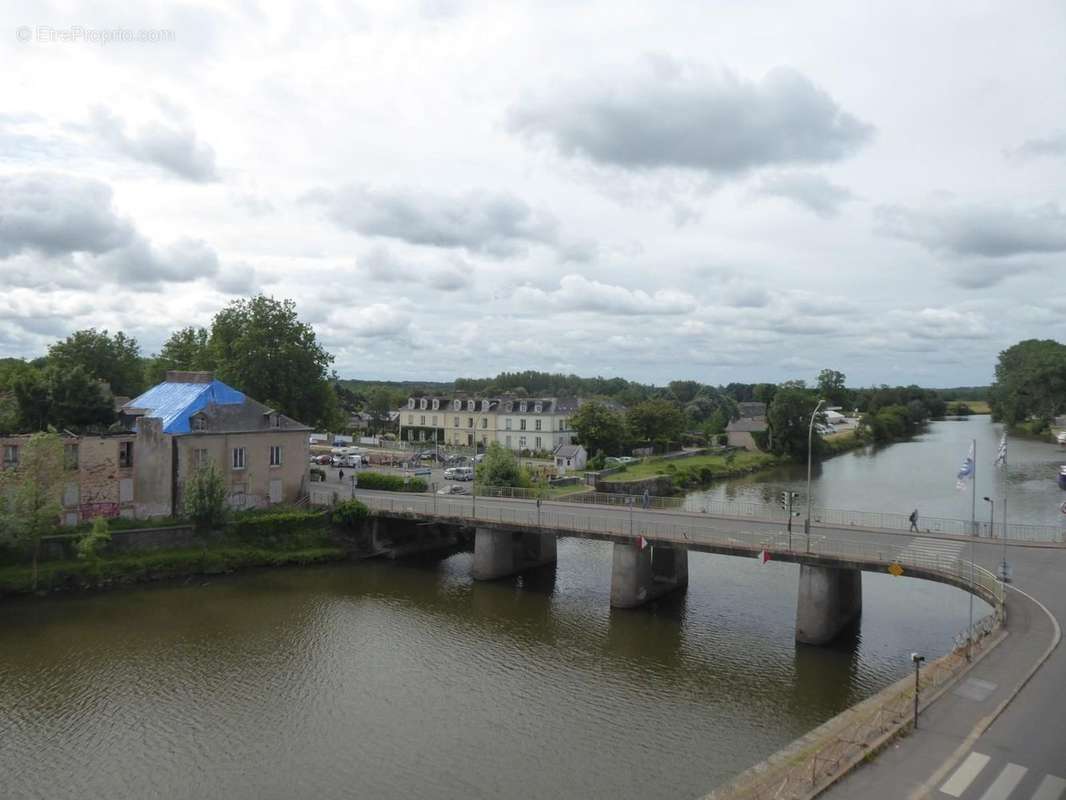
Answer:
[331,500,370,530]
[76,517,111,563]
[356,472,428,492]
[184,463,228,531]
[227,510,327,541]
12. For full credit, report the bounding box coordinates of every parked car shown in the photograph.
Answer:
[437,484,469,495]
[411,467,432,476]
[314,454,334,465]
[446,466,474,481]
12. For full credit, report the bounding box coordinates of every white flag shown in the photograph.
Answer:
[994,433,1007,468]
[956,442,975,491]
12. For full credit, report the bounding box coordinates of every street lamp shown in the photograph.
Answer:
[805,399,826,549]
[983,496,994,540]
[911,652,925,728]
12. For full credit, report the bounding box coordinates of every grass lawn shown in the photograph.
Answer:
[955,400,991,414]
[601,450,777,482]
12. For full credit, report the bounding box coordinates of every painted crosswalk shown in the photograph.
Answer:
[899,536,966,567]
[939,752,1066,800]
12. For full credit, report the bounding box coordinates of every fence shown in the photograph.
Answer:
[462,486,1065,543]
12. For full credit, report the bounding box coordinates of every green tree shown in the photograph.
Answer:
[767,386,821,459]
[76,516,112,567]
[817,369,848,406]
[570,400,626,456]
[146,326,213,384]
[989,339,1066,426]
[668,380,702,404]
[477,442,529,488]
[366,387,395,432]
[3,432,65,590]
[209,295,339,429]
[12,365,114,433]
[183,462,228,532]
[626,399,686,450]
[47,328,144,397]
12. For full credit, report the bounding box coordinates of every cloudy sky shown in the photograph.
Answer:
[2,1,1065,387]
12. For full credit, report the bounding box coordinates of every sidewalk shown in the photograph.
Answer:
[821,587,1058,799]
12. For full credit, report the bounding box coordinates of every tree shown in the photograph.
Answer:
[626,399,686,450]
[12,365,114,433]
[989,339,1066,427]
[47,329,144,397]
[477,442,529,488]
[3,432,65,590]
[767,386,821,459]
[76,516,112,569]
[817,369,848,407]
[183,462,228,531]
[366,388,395,432]
[570,400,626,456]
[146,326,213,384]
[208,295,339,429]
[668,380,702,405]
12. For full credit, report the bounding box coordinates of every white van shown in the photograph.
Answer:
[444,466,474,481]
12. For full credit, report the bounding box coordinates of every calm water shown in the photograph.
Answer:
[685,415,1066,528]
[0,419,1007,800]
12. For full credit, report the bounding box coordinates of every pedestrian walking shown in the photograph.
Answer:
[909,508,919,532]
[339,469,344,481]
[642,488,650,510]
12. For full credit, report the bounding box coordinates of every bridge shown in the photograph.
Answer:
[331,487,1006,646]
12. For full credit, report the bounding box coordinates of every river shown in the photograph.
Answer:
[0,419,1017,800]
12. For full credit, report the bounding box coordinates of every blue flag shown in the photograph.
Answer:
[956,442,975,490]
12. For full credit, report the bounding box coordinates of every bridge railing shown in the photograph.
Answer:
[469,485,1065,542]
[359,492,1006,608]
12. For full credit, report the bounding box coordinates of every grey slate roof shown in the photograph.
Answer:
[726,417,767,433]
[553,444,585,458]
[189,398,310,434]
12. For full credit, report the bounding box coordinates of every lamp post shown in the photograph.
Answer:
[983,496,994,540]
[911,652,925,729]
[805,399,826,550]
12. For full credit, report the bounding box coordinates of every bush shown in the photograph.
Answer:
[184,463,228,531]
[356,472,428,492]
[227,510,327,541]
[76,517,111,563]
[310,467,326,482]
[331,500,370,530]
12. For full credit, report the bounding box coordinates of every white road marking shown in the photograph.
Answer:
[941,752,991,797]
[976,763,1027,800]
[1032,775,1066,800]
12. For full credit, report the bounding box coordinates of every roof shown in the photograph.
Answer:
[737,402,767,418]
[726,418,767,433]
[553,444,585,458]
[124,379,245,434]
[124,378,310,434]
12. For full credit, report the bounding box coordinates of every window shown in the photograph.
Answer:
[432,399,439,410]
[535,436,542,450]
[535,419,542,431]
[420,398,427,410]
[520,419,527,431]
[407,414,414,424]
[431,415,437,426]
[505,418,512,430]
[2,445,17,468]
[505,435,512,447]
[64,443,79,470]
[273,414,281,428]
[420,415,426,425]
[194,448,210,467]
[520,401,527,412]
[559,418,567,431]
[270,445,282,467]
[480,418,487,429]
[232,447,246,470]
[534,403,542,413]
[119,441,134,468]
[467,417,474,428]
[481,400,489,411]
[453,399,460,411]
[192,415,207,431]
[453,416,460,427]
[519,436,527,449]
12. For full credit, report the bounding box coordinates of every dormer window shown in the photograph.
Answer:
[420,398,427,410]
[192,415,207,432]
[453,399,461,411]
[408,398,415,409]
[534,403,542,413]
[432,399,439,410]
[481,400,489,411]
[272,414,281,428]
[467,400,474,411]
[520,401,527,413]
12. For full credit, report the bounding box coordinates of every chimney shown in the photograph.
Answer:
[165,370,214,384]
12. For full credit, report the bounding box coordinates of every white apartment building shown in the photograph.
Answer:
[398,395,578,455]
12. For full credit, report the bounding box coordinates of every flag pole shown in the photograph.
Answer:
[968,437,976,661]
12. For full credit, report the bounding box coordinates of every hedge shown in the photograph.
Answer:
[331,500,370,529]
[356,472,428,492]
[226,509,328,541]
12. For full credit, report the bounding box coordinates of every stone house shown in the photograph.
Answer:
[1,431,137,525]
[726,418,768,451]
[553,443,587,473]
[121,371,311,515]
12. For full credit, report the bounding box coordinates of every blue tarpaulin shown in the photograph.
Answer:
[126,379,245,434]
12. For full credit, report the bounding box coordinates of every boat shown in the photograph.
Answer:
[1059,466,1066,490]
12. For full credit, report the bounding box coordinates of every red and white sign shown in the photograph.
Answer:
[637,535,649,551]
[758,549,771,565]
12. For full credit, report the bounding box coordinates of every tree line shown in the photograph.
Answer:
[0,296,342,434]
[989,339,1066,431]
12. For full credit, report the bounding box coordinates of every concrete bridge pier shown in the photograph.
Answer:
[472,527,557,580]
[795,564,863,645]
[610,542,689,608]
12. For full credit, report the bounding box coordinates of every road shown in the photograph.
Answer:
[326,487,1065,799]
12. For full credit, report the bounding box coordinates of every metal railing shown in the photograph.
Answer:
[354,490,1006,609]
[455,485,1066,543]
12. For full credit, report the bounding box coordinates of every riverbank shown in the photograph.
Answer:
[600,450,779,493]
[0,508,352,599]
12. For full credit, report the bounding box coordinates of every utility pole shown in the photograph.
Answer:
[911,653,925,728]
[805,399,825,551]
